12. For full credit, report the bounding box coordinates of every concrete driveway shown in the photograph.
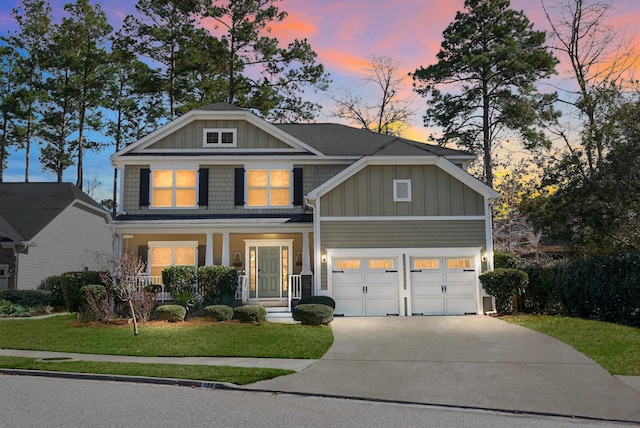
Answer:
[248,316,640,422]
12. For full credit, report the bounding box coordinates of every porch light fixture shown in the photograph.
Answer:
[321,249,327,264]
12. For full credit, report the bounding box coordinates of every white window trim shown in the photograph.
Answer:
[203,128,237,148]
[150,168,198,209]
[245,168,293,209]
[393,179,412,202]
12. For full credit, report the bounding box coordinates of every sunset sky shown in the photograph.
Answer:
[1,0,639,197]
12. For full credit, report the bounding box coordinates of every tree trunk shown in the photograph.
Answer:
[128,299,139,335]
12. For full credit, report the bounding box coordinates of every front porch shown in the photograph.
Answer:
[137,273,306,314]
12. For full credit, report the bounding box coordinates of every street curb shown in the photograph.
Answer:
[2,368,639,425]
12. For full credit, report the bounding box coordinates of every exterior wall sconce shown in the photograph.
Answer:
[233,251,243,267]
[321,249,327,264]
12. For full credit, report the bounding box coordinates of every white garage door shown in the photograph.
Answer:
[332,258,399,316]
[410,257,477,315]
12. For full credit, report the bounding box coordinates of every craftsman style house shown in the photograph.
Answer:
[110,103,499,316]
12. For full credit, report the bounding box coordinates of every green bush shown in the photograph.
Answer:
[298,295,336,309]
[60,271,104,313]
[293,304,334,325]
[156,305,187,322]
[42,275,66,308]
[233,305,267,324]
[519,263,562,314]
[479,268,529,315]
[493,252,519,269]
[0,290,52,308]
[161,266,197,294]
[203,305,234,321]
[198,265,239,305]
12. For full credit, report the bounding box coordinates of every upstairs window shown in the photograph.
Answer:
[151,169,196,208]
[203,128,237,147]
[247,169,291,207]
[393,179,411,202]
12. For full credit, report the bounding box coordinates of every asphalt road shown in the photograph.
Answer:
[0,375,626,428]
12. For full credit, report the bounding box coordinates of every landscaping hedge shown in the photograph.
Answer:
[233,305,267,324]
[514,252,640,327]
[156,305,187,322]
[59,271,105,313]
[293,303,333,325]
[0,289,52,308]
[203,305,234,321]
[298,295,336,309]
[198,265,238,305]
[479,268,528,315]
[42,275,66,308]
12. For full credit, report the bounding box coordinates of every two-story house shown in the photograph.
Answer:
[110,103,499,317]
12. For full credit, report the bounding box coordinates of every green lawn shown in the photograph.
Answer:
[0,314,332,384]
[0,356,292,385]
[0,315,333,359]
[503,315,640,376]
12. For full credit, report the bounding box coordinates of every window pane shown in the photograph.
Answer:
[174,247,196,265]
[153,189,172,207]
[247,188,268,206]
[206,132,218,144]
[176,189,196,207]
[151,247,172,266]
[153,170,173,187]
[270,188,290,206]
[248,170,268,187]
[369,259,394,270]
[336,259,361,270]
[221,132,234,144]
[413,259,439,270]
[271,170,290,187]
[446,259,471,269]
[176,170,196,187]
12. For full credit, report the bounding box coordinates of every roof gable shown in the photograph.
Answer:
[0,183,109,241]
[114,103,324,157]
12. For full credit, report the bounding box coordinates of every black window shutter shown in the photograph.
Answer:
[139,168,150,207]
[198,168,209,206]
[293,168,304,205]
[234,168,245,206]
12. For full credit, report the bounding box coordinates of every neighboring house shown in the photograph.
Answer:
[0,183,113,290]
[111,103,500,316]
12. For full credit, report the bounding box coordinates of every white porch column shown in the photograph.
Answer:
[221,232,230,266]
[205,232,214,266]
[301,231,312,275]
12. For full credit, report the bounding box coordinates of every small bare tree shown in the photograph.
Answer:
[330,55,415,136]
[101,252,146,335]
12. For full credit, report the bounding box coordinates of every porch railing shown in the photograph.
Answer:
[136,274,305,309]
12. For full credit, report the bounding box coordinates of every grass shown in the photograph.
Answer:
[0,315,333,359]
[0,314,332,384]
[0,356,292,385]
[503,314,640,376]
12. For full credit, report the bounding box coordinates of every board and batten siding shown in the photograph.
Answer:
[16,204,112,289]
[146,120,291,150]
[320,165,485,217]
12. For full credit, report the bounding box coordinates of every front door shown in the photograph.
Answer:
[258,246,281,298]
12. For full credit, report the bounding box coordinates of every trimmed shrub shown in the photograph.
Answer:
[198,265,239,305]
[203,305,234,321]
[156,304,187,322]
[519,263,562,314]
[161,266,197,295]
[233,305,267,324]
[479,268,529,315]
[493,252,519,269]
[80,284,112,323]
[60,271,104,313]
[0,290,52,308]
[42,275,66,308]
[293,304,334,325]
[298,295,336,309]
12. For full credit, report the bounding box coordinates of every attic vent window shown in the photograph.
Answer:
[203,128,237,147]
[393,179,411,202]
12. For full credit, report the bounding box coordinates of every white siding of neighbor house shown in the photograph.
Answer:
[16,204,112,289]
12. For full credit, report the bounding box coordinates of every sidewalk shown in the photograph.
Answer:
[0,348,315,371]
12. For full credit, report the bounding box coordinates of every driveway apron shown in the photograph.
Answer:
[248,316,640,421]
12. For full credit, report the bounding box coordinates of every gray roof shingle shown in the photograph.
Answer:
[0,182,107,241]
